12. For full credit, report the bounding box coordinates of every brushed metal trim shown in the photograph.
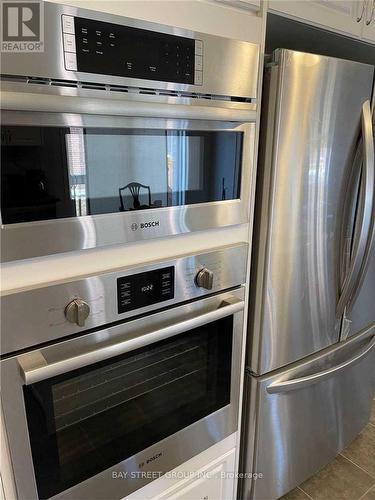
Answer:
[1,84,257,122]
[0,77,257,110]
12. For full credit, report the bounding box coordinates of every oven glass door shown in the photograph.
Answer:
[1,126,242,224]
[23,316,233,499]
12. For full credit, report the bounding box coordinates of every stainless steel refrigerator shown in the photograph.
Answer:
[241,49,375,500]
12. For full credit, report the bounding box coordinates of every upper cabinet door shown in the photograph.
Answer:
[268,0,363,38]
[362,0,375,42]
[214,0,261,12]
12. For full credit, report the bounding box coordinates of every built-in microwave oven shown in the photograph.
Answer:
[0,2,259,262]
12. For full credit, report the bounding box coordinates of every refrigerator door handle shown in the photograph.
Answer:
[337,100,375,319]
[267,332,375,394]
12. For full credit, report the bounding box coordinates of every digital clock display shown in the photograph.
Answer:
[117,266,174,314]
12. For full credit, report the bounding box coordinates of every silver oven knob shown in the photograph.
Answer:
[195,267,214,290]
[65,298,90,327]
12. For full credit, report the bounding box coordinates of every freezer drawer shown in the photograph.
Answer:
[242,328,375,500]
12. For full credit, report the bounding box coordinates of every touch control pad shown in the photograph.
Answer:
[117,266,174,314]
[62,16,203,85]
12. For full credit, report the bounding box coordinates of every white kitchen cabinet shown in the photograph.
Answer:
[361,0,375,42]
[213,0,261,13]
[156,448,236,500]
[125,436,237,500]
[48,0,263,44]
[268,0,363,38]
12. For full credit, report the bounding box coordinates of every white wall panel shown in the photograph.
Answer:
[47,0,262,43]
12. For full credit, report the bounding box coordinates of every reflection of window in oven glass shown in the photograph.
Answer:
[166,132,204,207]
[84,134,168,213]
[66,128,87,216]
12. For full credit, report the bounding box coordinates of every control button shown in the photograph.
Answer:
[64,52,77,71]
[65,298,90,327]
[195,54,203,71]
[62,15,75,34]
[63,33,76,53]
[195,39,203,56]
[195,267,214,290]
[194,70,203,86]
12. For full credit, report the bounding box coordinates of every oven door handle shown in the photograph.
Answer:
[18,297,244,385]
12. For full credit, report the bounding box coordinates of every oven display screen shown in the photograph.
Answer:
[117,266,174,313]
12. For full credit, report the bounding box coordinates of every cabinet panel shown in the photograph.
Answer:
[362,0,375,43]
[213,0,261,12]
[157,448,236,500]
[268,0,363,38]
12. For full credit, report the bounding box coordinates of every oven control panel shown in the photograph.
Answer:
[62,15,203,85]
[1,244,247,355]
[117,266,174,314]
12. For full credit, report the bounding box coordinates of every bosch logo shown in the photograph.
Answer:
[141,220,160,229]
[130,221,159,231]
[140,221,160,229]
[146,452,162,464]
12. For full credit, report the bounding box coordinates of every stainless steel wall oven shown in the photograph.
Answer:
[0,2,259,262]
[1,244,247,499]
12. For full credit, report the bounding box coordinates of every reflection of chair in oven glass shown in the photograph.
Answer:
[119,182,153,211]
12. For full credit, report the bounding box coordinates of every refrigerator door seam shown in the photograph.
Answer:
[337,100,375,320]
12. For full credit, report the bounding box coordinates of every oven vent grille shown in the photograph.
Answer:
[1,74,253,104]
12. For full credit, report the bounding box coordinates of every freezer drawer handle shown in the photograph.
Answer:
[18,297,244,385]
[267,333,375,394]
[337,100,375,318]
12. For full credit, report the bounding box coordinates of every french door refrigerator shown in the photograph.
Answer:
[241,49,375,500]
